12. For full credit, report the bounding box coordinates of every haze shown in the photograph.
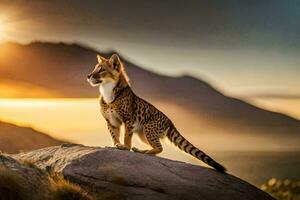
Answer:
[0,0,299,96]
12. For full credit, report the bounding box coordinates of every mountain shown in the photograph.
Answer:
[0,121,63,153]
[0,41,299,150]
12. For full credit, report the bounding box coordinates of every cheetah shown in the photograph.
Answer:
[87,54,226,172]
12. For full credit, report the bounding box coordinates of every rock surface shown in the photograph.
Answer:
[13,144,274,200]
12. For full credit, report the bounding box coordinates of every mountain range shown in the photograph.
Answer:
[0,41,299,150]
[0,121,63,153]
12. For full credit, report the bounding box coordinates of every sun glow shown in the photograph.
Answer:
[0,21,6,41]
[0,15,11,42]
[0,10,22,42]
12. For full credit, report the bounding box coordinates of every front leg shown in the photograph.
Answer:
[124,124,133,150]
[106,121,121,146]
[107,121,130,150]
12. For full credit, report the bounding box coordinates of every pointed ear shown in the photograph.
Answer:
[109,54,121,70]
[97,54,105,63]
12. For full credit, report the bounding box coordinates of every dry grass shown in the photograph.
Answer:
[0,160,94,200]
[0,159,117,200]
[0,166,29,200]
[19,159,44,173]
[261,178,300,200]
[50,173,94,200]
[21,159,37,168]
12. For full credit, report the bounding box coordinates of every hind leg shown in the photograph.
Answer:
[132,123,163,155]
[132,138,162,155]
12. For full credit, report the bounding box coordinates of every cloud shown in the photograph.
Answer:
[1,0,299,51]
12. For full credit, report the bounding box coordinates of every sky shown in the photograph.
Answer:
[0,0,299,97]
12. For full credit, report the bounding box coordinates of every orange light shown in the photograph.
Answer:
[0,21,5,41]
[0,13,16,42]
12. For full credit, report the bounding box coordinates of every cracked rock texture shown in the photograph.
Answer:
[13,144,274,200]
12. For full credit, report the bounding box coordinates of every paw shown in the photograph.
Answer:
[115,143,130,151]
[132,147,147,153]
[131,147,140,152]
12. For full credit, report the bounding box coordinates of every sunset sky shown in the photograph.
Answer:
[0,0,299,118]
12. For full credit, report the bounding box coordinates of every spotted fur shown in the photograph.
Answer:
[87,54,226,172]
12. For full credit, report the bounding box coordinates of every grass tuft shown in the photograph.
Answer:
[261,178,300,200]
[21,159,37,168]
[50,173,94,200]
[19,159,45,174]
[0,166,28,200]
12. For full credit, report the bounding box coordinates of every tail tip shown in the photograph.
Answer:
[213,163,227,173]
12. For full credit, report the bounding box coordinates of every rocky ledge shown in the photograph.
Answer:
[1,144,275,200]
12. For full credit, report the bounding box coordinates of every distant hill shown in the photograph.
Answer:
[0,41,299,150]
[0,121,64,153]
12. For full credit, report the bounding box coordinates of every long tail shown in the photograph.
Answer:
[167,125,226,172]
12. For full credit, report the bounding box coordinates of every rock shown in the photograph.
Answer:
[13,144,275,200]
[0,154,52,200]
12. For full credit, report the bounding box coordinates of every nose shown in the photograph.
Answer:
[87,74,92,79]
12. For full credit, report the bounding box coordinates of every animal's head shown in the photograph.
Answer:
[87,54,123,87]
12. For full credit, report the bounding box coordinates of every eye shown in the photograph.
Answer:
[98,67,104,73]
